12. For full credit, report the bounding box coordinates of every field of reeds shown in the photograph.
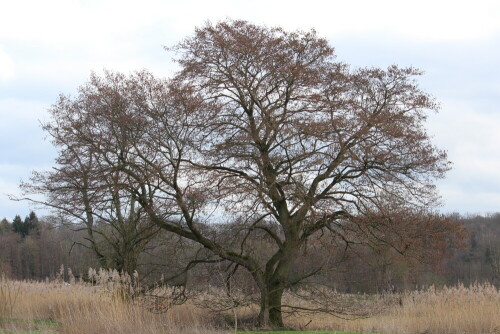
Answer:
[1,272,499,334]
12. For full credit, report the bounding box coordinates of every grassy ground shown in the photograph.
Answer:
[0,327,368,334]
[0,319,376,334]
[0,318,59,333]
[239,331,369,334]
[0,316,377,334]
[1,277,499,334]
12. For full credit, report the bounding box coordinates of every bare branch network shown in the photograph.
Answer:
[19,20,463,329]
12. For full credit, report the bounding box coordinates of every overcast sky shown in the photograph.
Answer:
[1,0,499,219]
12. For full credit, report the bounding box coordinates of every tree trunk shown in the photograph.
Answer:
[257,251,296,329]
[257,281,286,328]
[268,284,285,328]
[257,287,270,328]
[122,247,138,276]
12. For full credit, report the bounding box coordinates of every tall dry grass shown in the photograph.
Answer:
[286,283,500,334]
[0,274,21,326]
[0,274,227,334]
[1,273,499,333]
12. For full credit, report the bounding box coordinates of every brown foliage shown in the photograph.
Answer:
[24,20,456,328]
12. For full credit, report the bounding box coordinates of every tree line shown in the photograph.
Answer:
[2,211,498,288]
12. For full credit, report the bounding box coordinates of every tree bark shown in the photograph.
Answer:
[257,287,270,328]
[257,277,287,328]
[257,250,295,329]
[268,284,285,328]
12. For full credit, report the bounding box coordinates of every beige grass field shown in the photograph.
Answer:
[1,274,499,334]
[284,283,500,334]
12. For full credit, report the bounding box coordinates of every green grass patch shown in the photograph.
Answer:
[31,320,58,327]
[0,330,57,333]
[0,318,59,333]
[239,331,370,334]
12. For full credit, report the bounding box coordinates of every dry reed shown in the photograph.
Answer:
[286,283,500,334]
[0,271,227,334]
[1,273,499,333]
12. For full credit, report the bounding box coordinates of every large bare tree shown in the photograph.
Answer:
[30,21,457,328]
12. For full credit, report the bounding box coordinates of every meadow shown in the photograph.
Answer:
[1,274,499,334]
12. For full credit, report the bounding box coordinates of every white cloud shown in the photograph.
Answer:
[1,0,499,46]
[0,176,42,219]
[427,99,500,213]
[0,98,50,125]
[440,185,500,214]
[0,0,499,216]
[0,46,15,82]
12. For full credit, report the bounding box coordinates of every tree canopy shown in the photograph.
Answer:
[22,20,462,328]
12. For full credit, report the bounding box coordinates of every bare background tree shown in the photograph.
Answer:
[17,81,162,275]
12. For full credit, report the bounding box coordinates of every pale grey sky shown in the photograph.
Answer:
[1,0,499,219]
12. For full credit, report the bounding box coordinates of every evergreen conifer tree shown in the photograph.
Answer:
[0,218,11,234]
[12,215,24,236]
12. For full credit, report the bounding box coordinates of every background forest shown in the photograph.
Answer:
[1,211,498,292]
